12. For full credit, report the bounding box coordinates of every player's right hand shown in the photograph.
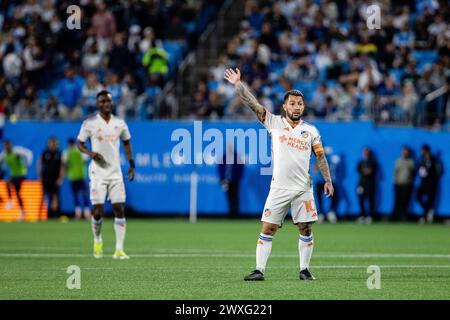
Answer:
[91,152,109,168]
[224,68,241,85]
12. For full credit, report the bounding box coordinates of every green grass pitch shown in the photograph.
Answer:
[0,219,449,300]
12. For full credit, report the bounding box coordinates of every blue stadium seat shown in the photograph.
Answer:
[389,68,404,82]
[162,41,187,76]
[412,50,438,71]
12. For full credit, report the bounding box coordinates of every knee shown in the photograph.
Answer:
[298,222,312,236]
[92,205,103,219]
[113,203,125,218]
[261,223,278,236]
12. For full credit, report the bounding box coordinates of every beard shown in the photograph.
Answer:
[286,109,302,121]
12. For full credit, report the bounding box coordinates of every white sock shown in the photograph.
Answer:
[91,217,103,243]
[256,233,273,273]
[299,234,314,271]
[114,218,126,251]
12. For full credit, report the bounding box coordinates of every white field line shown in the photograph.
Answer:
[0,252,449,259]
[41,265,450,271]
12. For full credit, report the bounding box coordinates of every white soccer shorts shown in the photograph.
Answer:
[261,187,318,226]
[89,179,126,205]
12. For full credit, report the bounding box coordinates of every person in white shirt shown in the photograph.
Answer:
[224,68,334,281]
[77,90,135,260]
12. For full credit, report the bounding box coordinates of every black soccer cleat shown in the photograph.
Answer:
[244,270,265,281]
[299,269,316,281]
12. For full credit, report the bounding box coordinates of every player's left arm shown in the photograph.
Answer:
[312,140,334,198]
[121,122,135,182]
[123,140,135,181]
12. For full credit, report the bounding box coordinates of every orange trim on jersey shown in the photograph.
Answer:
[313,144,324,157]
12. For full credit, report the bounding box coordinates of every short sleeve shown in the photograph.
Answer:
[261,109,277,131]
[120,122,131,141]
[77,121,92,142]
[311,127,322,146]
[311,127,324,156]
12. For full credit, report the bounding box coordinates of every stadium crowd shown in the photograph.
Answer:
[194,0,450,128]
[0,0,223,120]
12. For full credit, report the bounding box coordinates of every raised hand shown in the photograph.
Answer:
[224,68,241,85]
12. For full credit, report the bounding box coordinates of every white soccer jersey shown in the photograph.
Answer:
[262,110,323,191]
[77,114,131,180]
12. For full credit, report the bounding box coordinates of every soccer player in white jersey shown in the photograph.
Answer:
[224,68,334,281]
[77,90,135,259]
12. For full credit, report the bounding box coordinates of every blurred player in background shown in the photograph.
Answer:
[416,144,443,224]
[224,68,334,281]
[391,146,415,222]
[218,143,244,219]
[356,147,378,224]
[0,140,33,221]
[61,138,91,220]
[37,137,63,216]
[77,90,135,259]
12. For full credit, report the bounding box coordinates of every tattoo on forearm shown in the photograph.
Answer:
[236,81,266,121]
[317,155,332,183]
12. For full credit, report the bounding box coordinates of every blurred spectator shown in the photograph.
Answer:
[61,138,91,220]
[92,0,116,49]
[416,144,443,224]
[42,96,67,120]
[104,71,131,118]
[142,40,169,87]
[197,91,224,119]
[37,136,62,217]
[398,81,419,122]
[56,67,83,119]
[14,85,41,119]
[108,32,134,77]
[139,27,155,54]
[358,62,382,91]
[391,146,415,222]
[356,147,378,224]
[81,38,105,73]
[80,73,104,116]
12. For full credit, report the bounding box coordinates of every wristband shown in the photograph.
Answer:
[129,159,135,168]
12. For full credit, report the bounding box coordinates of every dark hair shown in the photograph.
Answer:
[96,90,111,99]
[422,144,430,152]
[283,89,305,103]
[68,138,75,144]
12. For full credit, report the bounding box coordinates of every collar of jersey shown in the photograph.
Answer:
[282,117,303,131]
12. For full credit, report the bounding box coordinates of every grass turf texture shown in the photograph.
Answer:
[0,219,449,300]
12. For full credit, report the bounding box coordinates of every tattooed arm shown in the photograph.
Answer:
[313,144,334,197]
[224,68,266,122]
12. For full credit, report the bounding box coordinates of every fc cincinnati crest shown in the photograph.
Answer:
[300,131,309,139]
